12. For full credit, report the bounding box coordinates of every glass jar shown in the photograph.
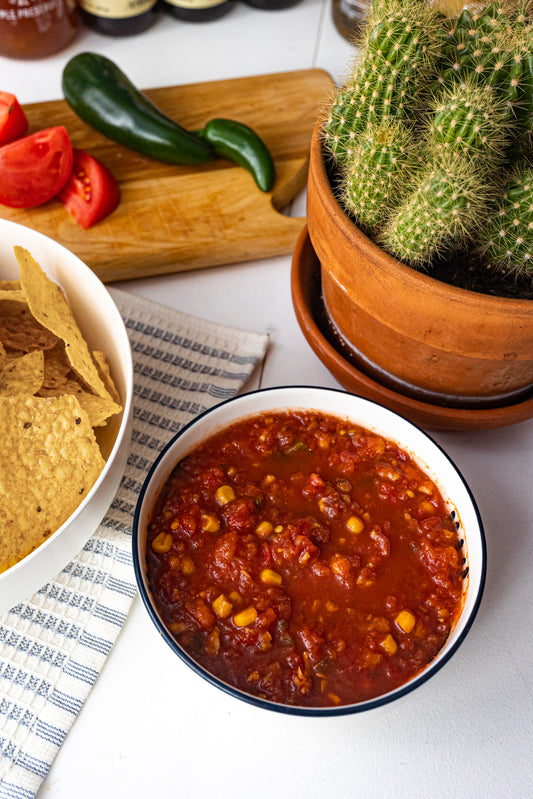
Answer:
[0,0,78,58]
[331,0,369,41]
[160,0,234,22]
[78,0,158,35]
[241,0,301,9]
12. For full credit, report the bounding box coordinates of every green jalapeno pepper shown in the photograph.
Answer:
[62,52,215,166]
[196,118,276,192]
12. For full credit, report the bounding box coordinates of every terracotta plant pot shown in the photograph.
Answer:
[306,121,533,410]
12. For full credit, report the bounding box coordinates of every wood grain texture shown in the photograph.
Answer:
[0,69,334,282]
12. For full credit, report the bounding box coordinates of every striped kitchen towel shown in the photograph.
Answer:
[0,287,269,799]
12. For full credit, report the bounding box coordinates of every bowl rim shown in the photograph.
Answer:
[132,385,487,717]
[0,219,134,585]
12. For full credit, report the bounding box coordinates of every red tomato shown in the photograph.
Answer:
[0,92,28,146]
[0,125,73,208]
[58,149,120,229]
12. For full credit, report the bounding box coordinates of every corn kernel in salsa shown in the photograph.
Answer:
[146,410,466,708]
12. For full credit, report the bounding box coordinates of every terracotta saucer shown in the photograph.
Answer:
[291,226,533,432]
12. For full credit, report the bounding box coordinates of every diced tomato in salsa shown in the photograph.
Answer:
[146,411,465,708]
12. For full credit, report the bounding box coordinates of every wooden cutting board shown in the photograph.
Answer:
[1,69,334,283]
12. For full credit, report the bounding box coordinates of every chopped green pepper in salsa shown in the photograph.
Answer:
[146,410,465,708]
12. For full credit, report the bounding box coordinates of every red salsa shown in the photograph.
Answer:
[146,410,466,708]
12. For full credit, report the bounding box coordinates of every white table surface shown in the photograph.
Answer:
[2,3,533,797]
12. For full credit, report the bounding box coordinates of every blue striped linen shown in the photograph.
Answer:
[0,288,269,798]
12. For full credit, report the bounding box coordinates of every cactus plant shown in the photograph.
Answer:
[323,0,442,163]
[340,121,417,229]
[477,164,533,278]
[429,81,511,162]
[378,152,489,266]
[322,0,533,286]
[434,3,516,91]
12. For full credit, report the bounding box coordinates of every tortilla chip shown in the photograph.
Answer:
[43,376,84,395]
[93,350,121,404]
[1,248,125,573]
[0,395,105,574]
[75,392,122,428]
[38,376,122,427]
[0,300,31,319]
[0,289,26,303]
[42,344,71,390]
[0,281,29,318]
[0,315,59,352]
[15,247,113,401]
[0,350,44,396]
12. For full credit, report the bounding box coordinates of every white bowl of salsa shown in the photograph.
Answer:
[133,386,486,716]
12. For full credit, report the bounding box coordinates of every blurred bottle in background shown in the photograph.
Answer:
[332,0,369,41]
[159,0,234,22]
[78,0,158,35]
[0,0,78,58]
[241,0,301,9]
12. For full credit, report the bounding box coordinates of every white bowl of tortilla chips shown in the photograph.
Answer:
[0,220,133,613]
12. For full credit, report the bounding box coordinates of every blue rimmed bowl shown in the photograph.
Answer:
[132,385,486,717]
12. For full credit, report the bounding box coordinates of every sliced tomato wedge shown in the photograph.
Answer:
[0,125,73,208]
[58,148,120,229]
[0,92,28,146]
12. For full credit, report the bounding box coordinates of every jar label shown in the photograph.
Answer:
[164,0,227,8]
[78,0,156,17]
[0,0,75,24]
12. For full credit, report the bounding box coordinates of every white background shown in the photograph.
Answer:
[1,1,532,797]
